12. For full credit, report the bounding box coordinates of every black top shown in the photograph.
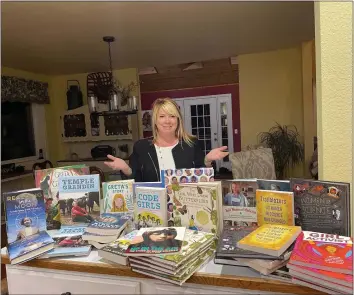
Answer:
[127,137,205,182]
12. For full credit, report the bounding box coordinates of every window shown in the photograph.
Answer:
[1,102,46,163]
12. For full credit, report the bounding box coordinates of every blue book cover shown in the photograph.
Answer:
[4,188,47,244]
[8,230,54,264]
[87,213,132,231]
[132,169,165,195]
[58,175,101,226]
[42,226,91,258]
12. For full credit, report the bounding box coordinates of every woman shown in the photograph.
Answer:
[104,98,228,182]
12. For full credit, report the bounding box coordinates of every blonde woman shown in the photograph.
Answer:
[111,194,128,212]
[104,98,228,182]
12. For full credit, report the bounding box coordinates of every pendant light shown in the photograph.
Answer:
[103,36,121,111]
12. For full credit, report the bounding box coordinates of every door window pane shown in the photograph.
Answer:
[191,117,197,128]
[191,105,196,116]
[204,104,210,116]
[197,105,203,116]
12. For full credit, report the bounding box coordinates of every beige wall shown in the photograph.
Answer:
[314,2,353,234]
[238,46,304,177]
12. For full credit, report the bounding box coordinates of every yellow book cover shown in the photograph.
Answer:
[237,224,301,254]
[256,190,295,226]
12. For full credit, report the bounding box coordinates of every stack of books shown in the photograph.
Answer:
[125,227,216,285]
[215,224,301,280]
[287,231,353,294]
[82,213,132,249]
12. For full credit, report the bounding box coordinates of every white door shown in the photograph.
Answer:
[183,96,219,160]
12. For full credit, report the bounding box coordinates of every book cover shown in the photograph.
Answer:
[221,179,258,227]
[4,188,47,244]
[41,226,91,258]
[34,165,90,230]
[86,213,131,233]
[290,178,350,236]
[58,174,100,226]
[256,190,295,226]
[102,180,134,214]
[135,187,167,229]
[7,230,54,264]
[172,183,218,234]
[217,226,285,259]
[257,179,291,192]
[125,227,186,256]
[237,224,302,256]
[164,168,214,227]
[289,231,353,274]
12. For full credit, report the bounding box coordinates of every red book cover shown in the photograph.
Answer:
[289,231,353,274]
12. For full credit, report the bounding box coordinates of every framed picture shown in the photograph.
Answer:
[141,110,152,132]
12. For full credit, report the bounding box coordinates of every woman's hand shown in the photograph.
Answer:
[104,154,132,175]
[205,146,229,163]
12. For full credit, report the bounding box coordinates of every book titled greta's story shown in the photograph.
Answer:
[125,227,186,256]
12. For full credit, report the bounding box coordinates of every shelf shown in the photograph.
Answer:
[93,110,138,116]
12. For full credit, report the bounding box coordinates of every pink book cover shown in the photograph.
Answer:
[289,231,353,274]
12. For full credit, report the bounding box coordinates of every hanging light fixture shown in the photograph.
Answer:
[103,36,121,111]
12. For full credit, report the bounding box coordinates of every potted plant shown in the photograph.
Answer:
[258,123,304,179]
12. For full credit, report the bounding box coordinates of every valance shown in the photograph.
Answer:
[1,75,50,104]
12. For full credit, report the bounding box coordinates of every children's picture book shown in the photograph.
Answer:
[85,213,132,235]
[237,224,302,257]
[58,174,100,226]
[102,180,134,214]
[34,165,90,230]
[164,168,214,226]
[289,231,353,275]
[257,179,291,192]
[3,188,47,244]
[135,187,167,229]
[256,190,295,226]
[7,230,54,264]
[171,183,219,234]
[125,227,186,256]
[40,226,91,258]
[221,179,258,227]
[290,178,351,236]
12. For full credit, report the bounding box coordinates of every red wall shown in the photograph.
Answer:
[140,84,241,152]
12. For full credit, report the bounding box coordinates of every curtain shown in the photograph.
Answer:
[1,75,50,104]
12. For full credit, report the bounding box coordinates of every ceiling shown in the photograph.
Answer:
[1,1,314,75]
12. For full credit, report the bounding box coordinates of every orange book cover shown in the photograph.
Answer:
[237,224,301,251]
[256,190,295,226]
[289,231,353,274]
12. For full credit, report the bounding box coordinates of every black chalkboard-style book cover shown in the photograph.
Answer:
[290,178,350,236]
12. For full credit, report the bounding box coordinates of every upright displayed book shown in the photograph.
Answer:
[102,179,134,214]
[125,227,186,256]
[288,231,353,275]
[41,226,91,259]
[221,179,258,227]
[237,224,302,257]
[164,168,214,227]
[58,174,100,226]
[3,188,54,264]
[134,187,167,229]
[34,165,90,229]
[290,178,351,236]
[171,182,221,234]
[256,190,295,226]
[257,179,291,192]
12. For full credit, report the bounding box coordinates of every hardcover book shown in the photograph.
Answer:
[34,165,90,230]
[164,168,214,227]
[3,188,47,244]
[221,179,258,227]
[256,190,295,226]
[40,226,91,258]
[290,178,350,236]
[7,230,54,264]
[102,179,135,214]
[289,231,353,275]
[58,174,101,226]
[134,187,167,229]
[85,213,132,235]
[237,224,302,257]
[125,227,186,256]
[217,226,285,260]
[257,179,291,192]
